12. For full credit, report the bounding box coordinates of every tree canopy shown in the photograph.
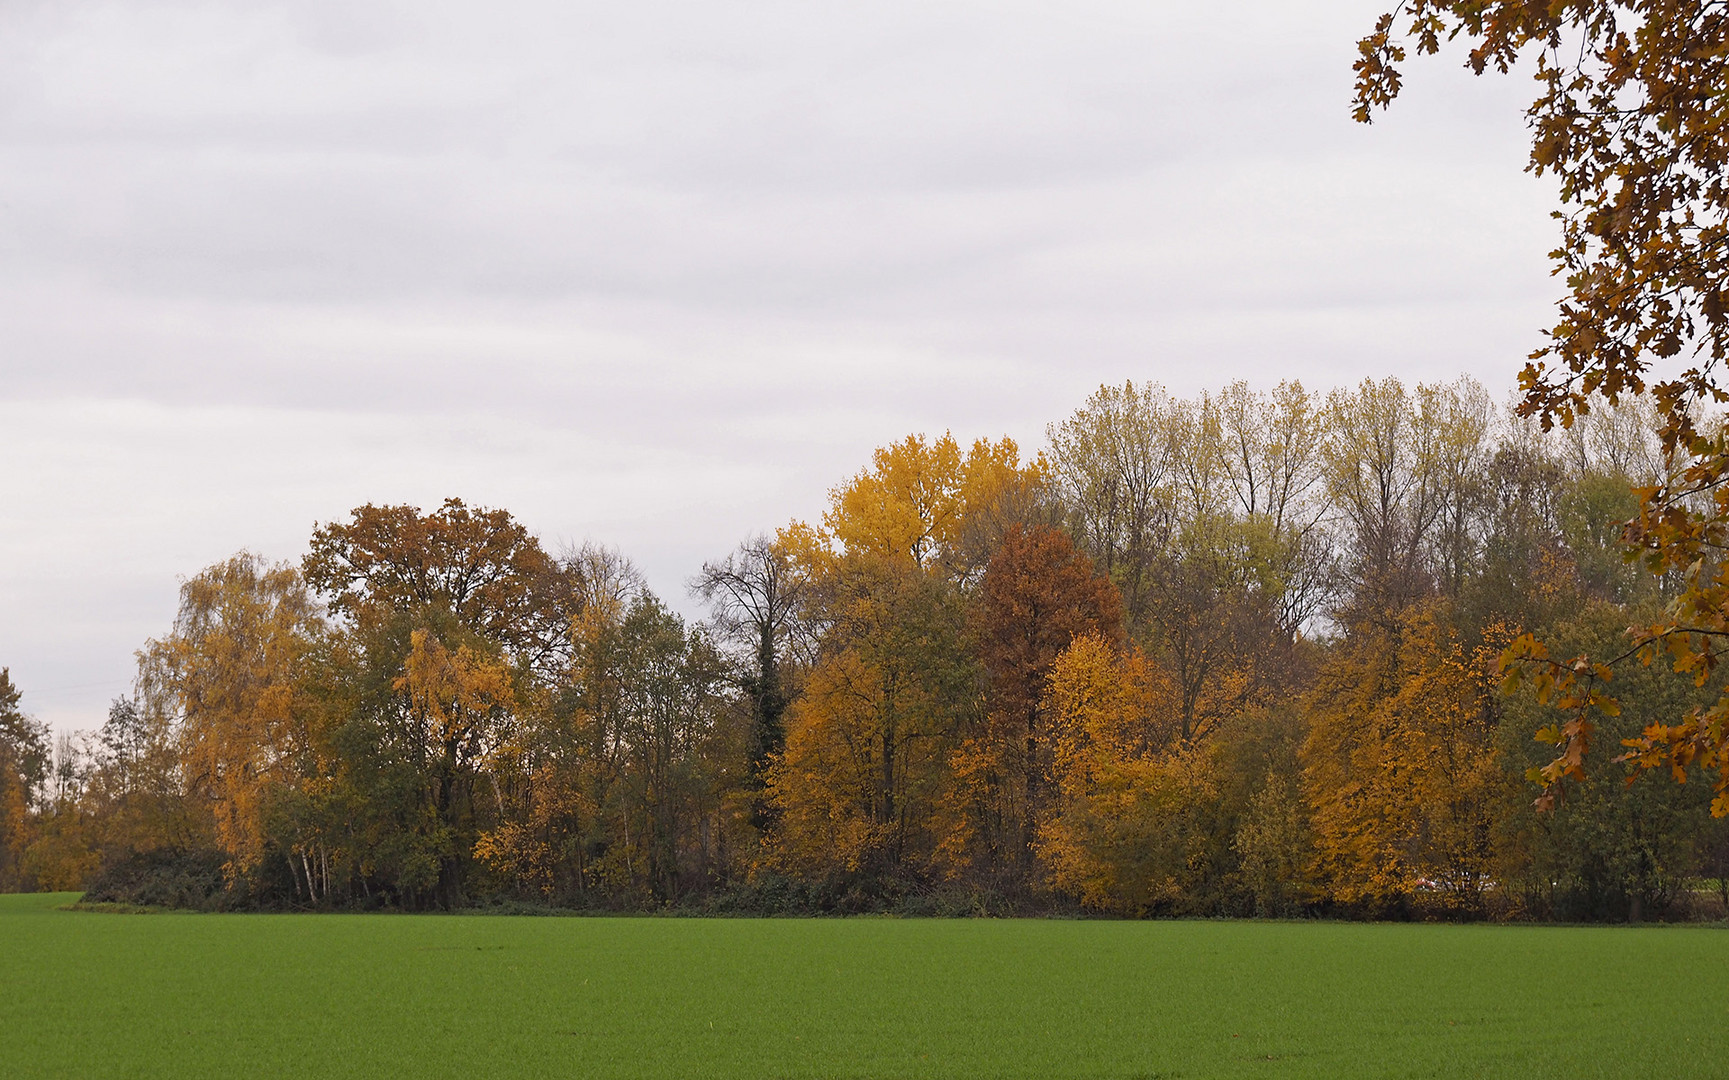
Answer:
[5,378,1719,920]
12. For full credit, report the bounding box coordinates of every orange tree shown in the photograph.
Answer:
[958,524,1123,884]
[1356,1,1729,812]
[303,499,579,907]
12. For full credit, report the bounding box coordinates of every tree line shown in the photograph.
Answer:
[3,375,1725,920]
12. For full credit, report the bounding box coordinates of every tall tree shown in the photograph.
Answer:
[1212,380,1334,636]
[304,502,575,907]
[765,435,1027,882]
[0,669,49,890]
[1047,382,1180,632]
[479,549,650,904]
[960,525,1123,881]
[136,555,323,885]
[767,556,975,882]
[603,596,727,903]
[692,535,808,811]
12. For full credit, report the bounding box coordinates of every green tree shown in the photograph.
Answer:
[1497,601,1719,920]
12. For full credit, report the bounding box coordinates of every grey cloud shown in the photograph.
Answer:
[0,0,1566,730]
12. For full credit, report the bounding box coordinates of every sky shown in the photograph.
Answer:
[0,0,1561,733]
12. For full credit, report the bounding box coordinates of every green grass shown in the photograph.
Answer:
[1,892,1725,1078]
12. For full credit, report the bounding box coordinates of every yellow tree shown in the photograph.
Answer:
[767,556,973,880]
[1036,635,1217,914]
[824,432,1045,585]
[137,554,323,887]
[1303,605,1508,912]
[766,433,1039,882]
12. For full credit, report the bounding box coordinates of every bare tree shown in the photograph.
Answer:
[691,536,807,814]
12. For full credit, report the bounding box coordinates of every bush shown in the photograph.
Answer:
[81,849,232,911]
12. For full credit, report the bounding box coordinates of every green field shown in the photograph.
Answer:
[1,893,1725,1078]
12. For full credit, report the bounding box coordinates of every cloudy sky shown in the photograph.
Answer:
[0,0,1558,733]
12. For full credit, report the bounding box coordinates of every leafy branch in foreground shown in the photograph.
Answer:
[1358,1,1729,813]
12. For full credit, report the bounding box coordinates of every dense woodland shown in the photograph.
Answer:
[3,376,1727,921]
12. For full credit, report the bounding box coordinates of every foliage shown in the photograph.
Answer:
[1495,600,1720,920]
[80,847,232,911]
[1354,0,1729,818]
[0,668,50,891]
[10,376,1726,920]
[1035,635,1218,913]
[955,525,1122,885]
[766,556,974,882]
[136,555,322,882]
[1303,605,1508,914]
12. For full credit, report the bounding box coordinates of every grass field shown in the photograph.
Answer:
[1,893,1725,1078]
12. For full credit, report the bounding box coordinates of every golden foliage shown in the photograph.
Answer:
[1036,635,1219,913]
[824,432,1044,582]
[395,628,517,764]
[139,554,322,878]
[1303,606,1508,909]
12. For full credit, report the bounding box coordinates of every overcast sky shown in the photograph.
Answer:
[0,0,1559,733]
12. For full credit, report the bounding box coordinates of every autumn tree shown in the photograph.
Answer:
[1037,635,1217,914]
[479,546,734,905]
[477,545,649,903]
[1141,514,1293,746]
[135,554,323,889]
[1554,400,1671,603]
[767,555,975,883]
[303,500,578,907]
[1212,380,1334,636]
[956,525,1122,884]
[79,697,191,873]
[1303,606,1508,914]
[0,669,49,891]
[824,433,1046,586]
[596,597,727,902]
[304,497,578,675]
[1356,2,1729,814]
[765,434,1032,885]
[1051,383,1322,747]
